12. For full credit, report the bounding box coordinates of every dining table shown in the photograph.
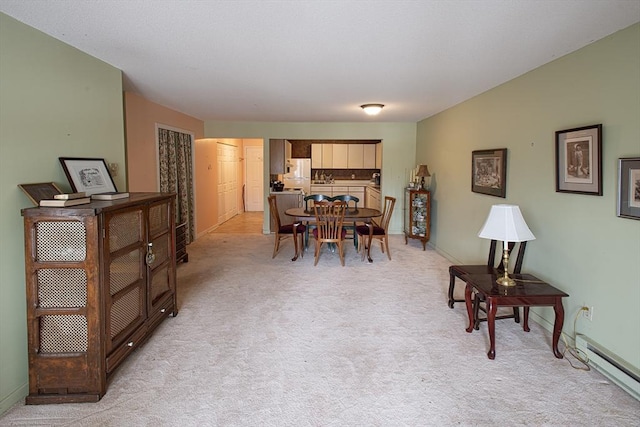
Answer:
[285,206,383,262]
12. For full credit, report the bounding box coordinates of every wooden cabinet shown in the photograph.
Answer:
[347,144,364,168]
[404,188,431,250]
[270,139,286,174]
[363,144,376,169]
[375,143,382,169]
[365,186,381,211]
[21,193,177,404]
[176,222,188,263]
[332,144,348,168]
[311,144,323,168]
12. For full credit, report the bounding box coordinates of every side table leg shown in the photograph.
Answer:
[523,307,530,332]
[552,298,565,359]
[487,298,497,360]
[465,283,475,333]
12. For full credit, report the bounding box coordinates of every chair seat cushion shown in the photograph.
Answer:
[355,225,385,236]
[312,228,347,239]
[279,224,306,234]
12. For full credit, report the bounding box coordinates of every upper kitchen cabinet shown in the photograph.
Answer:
[347,144,364,168]
[364,144,376,169]
[311,144,322,168]
[270,139,285,174]
[333,144,348,168]
[375,143,382,169]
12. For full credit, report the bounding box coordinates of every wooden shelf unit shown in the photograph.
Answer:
[403,188,431,250]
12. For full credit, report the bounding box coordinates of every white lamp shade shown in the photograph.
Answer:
[478,204,535,242]
[361,104,384,115]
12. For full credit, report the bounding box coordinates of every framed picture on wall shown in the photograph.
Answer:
[59,157,117,195]
[471,148,507,198]
[555,124,602,195]
[617,157,640,220]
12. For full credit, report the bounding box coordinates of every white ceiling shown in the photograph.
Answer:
[1,1,639,123]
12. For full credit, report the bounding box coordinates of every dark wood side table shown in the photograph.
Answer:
[463,273,569,360]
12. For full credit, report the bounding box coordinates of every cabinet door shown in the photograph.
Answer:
[311,144,323,168]
[375,143,382,169]
[322,143,333,168]
[333,144,348,168]
[363,144,376,168]
[104,206,146,356]
[147,200,174,321]
[269,139,285,174]
[347,144,364,168]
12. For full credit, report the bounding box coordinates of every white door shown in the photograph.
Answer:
[245,146,264,211]
[217,143,238,224]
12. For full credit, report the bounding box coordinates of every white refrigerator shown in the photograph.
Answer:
[283,158,311,194]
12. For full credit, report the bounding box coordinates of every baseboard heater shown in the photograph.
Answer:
[575,334,640,400]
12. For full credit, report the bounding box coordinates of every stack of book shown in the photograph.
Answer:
[39,192,90,207]
[91,192,129,200]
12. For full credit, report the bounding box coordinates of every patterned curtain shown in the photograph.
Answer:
[158,128,195,244]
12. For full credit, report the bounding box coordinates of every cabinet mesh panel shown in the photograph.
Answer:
[149,203,169,235]
[37,269,87,308]
[109,211,141,252]
[110,288,140,338]
[110,249,141,296]
[151,265,169,302]
[36,221,86,262]
[151,234,169,265]
[39,315,88,353]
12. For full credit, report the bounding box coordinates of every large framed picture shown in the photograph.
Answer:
[472,148,507,198]
[617,157,640,220]
[59,157,117,195]
[555,124,602,195]
[18,182,62,205]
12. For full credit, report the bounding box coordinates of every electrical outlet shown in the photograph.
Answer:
[582,306,593,321]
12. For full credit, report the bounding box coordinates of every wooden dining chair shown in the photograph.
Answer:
[355,196,395,262]
[312,200,347,266]
[303,194,331,248]
[268,195,305,261]
[329,194,359,248]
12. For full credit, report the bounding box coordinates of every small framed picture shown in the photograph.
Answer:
[18,182,62,205]
[555,124,602,195]
[472,148,507,198]
[617,157,640,220]
[59,157,117,196]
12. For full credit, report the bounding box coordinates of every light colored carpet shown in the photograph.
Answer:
[1,232,638,426]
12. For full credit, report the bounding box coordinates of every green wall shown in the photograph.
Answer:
[204,121,418,235]
[416,23,640,369]
[0,14,126,413]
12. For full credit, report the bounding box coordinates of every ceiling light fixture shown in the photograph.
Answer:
[360,104,384,115]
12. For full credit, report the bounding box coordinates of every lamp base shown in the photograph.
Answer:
[496,274,516,287]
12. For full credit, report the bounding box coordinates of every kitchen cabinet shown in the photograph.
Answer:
[375,143,382,169]
[347,144,364,168]
[311,144,323,168]
[365,186,381,211]
[322,144,333,168]
[21,193,177,403]
[270,139,285,174]
[332,144,348,168]
[364,144,376,169]
[404,188,431,250]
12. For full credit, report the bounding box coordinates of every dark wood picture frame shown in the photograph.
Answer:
[59,157,118,196]
[617,157,640,220]
[472,148,507,198]
[555,124,602,195]
[18,182,62,205]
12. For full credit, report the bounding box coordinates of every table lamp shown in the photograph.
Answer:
[416,164,431,190]
[478,204,535,286]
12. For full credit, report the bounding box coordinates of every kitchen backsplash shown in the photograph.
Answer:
[311,168,380,181]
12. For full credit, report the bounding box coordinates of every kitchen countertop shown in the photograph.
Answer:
[310,180,373,186]
[271,189,304,195]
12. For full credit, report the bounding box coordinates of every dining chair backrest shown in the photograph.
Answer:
[304,194,331,212]
[376,196,395,232]
[330,194,359,209]
[312,200,347,243]
[268,195,282,230]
